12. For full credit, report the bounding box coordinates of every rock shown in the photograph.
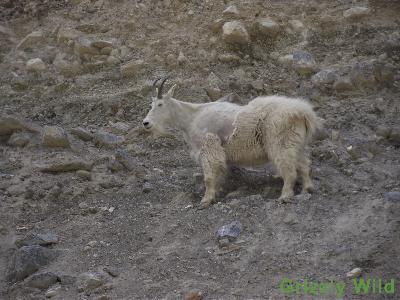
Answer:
[218,238,230,248]
[177,51,187,64]
[374,63,395,86]
[74,37,99,59]
[109,122,130,134]
[216,221,243,241]
[293,50,317,76]
[7,245,58,282]
[343,7,371,21]
[278,54,294,67]
[76,272,107,292]
[91,40,113,49]
[120,59,145,77]
[375,125,391,138]
[210,18,225,33]
[115,149,137,171]
[384,32,400,56]
[42,126,70,148]
[98,175,124,189]
[205,87,223,101]
[350,61,377,89]
[346,267,362,278]
[26,58,46,72]
[142,182,153,193]
[222,21,250,46]
[384,192,400,201]
[57,28,80,44]
[288,20,305,33]
[106,55,120,66]
[222,5,239,17]
[70,127,93,141]
[45,283,61,298]
[333,77,354,92]
[218,53,241,63]
[107,158,125,172]
[185,291,203,300]
[251,80,264,91]
[100,46,113,55]
[93,130,124,149]
[254,18,280,38]
[15,233,59,248]
[26,272,59,290]
[7,184,26,196]
[0,116,26,136]
[16,31,44,50]
[7,132,31,147]
[76,170,91,180]
[53,53,82,77]
[311,69,338,88]
[38,157,92,173]
[283,213,298,224]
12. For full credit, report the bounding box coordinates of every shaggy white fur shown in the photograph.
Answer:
[143,86,321,208]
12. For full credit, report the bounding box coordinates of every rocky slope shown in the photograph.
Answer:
[0,0,399,299]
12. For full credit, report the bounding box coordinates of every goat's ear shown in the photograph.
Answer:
[165,84,177,98]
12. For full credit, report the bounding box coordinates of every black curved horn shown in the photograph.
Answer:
[157,76,169,99]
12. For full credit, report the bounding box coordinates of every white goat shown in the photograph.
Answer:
[143,78,321,208]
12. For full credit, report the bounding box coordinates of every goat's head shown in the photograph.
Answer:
[143,77,177,136]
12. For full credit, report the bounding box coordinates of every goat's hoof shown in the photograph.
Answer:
[302,185,314,194]
[278,195,293,204]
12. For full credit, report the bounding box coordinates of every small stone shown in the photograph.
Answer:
[26,58,46,72]
[109,122,130,134]
[120,59,145,77]
[389,128,400,146]
[254,18,280,38]
[218,238,230,248]
[7,185,26,196]
[350,61,377,89]
[76,170,91,180]
[15,232,59,248]
[384,192,400,201]
[293,50,317,76]
[311,69,338,88]
[375,126,392,139]
[106,56,120,66]
[222,5,239,17]
[53,53,82,77]
[177,51,187,64]
[45,283,61,298]
[216,221,242,241]
[343,7,371,21]
[222,21,249,46]
[26,272,59,290]
[74,37,99,59]
[93,130,124,149]
[0,117,28,136]
[70,127,93,141]
[205,87,223,101]
[38,157,92,173]
[42,126,70,148]
[283,213,298,224]
[210,19,225,33]
[333,77,354,92]
[288,20,305,32]
[16,31,44,50]
[142,182,153,193]
[185,291,203,300]
[218,53,241,63]
[278,54,294,67]
[76,272,107,292]
[251,80,264,91]
[115,149,137,171]
[98,175,124,189]
[346,267,362,278]
[91,40,113,49]
[100,47,113,55]
[7,132,31,147]
[7,245,58,282]
[331,130,340,141]
[87,240,97,247]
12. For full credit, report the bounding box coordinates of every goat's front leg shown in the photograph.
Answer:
[198,133,227,209]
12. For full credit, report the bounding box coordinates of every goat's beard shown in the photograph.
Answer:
[149,125,177,138]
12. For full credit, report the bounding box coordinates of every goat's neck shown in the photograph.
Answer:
[168,98,201,135]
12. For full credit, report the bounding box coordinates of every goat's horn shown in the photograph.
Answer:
[157,76,169,99]
[152,77,162,88]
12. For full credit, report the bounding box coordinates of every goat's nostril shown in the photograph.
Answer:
[143,121,151,128]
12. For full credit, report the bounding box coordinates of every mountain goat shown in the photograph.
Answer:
[143,77,321,208]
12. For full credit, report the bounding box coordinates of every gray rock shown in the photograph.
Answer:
[39,157,92,173]
[42,126,70,148]
[93,130,124,149]
[115,149,137,171]
[26,58,46,72]
[15,233,59,248]
[7,245,58,282]
[74,37,99,59]
[375,126,392,139]
[216,221,243,241]
[91,40,113,49]
[45,283,61,298]
[293,50,317,76]
[311,69,338,88]
[343,7,371,21]
[333,77,354,92]
[222,5,239,17]
[288,20,305,33]
[254,18,280,38]
[70,127,94,142]
[142,182,153,193]
[7,131,31,147]
[76,170,91,180]
[0,116,25,136]
[26,272,59,290]
[222,21,250,46]
[76,272,107,292]
[384,192,400,202]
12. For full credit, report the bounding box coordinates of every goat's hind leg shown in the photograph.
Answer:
[297,154,314,193]
[199,133,227,209]
[273,148,298,200]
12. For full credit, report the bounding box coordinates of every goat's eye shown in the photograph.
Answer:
[157,103,163,107]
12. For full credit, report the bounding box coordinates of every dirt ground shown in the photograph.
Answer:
[0,0,399,299]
